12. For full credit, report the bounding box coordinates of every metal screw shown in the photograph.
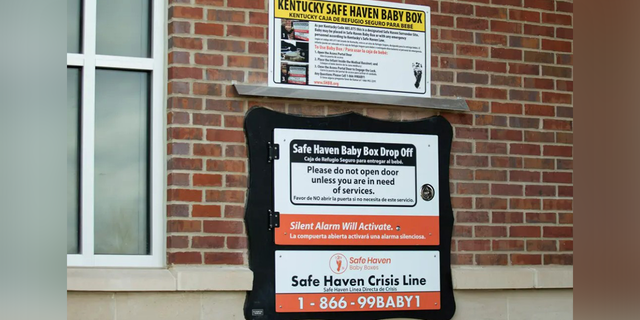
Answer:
[429,233,432,236]
[396,226,401,231]
[421,184,435,201]
[284,232,287,235]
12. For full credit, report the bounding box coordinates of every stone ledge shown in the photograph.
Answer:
[67,266,253,292]
[67,266,571,292]
[452,266,573,290]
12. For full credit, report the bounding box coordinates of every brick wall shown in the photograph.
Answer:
[166,0,573,266]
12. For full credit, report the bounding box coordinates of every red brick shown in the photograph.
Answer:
[170,6,203,19]
[510,226,541,237]
[167,204,189,217]
[491,156,523,168]
[524,131,554,143]
[168,173,189,187]
[452,141,472,153]
[228,236,248,249]
[192,236,225,249]
[476,6,507,19]
[226,174,248,188]
[168,220,201,233]
[543,92,572,104]
[524,24,554,37]
[451,169,474,181]
[476,197,508,210]
[169,67,203,80]
[169,97,202,110]
[456,155,489,167]
[557,159,573,170]
[510,198,541,210]
[526,212,557,224]
[476,87,507,100]
[524,51,554,64]
[204,252,244,265]
[523,158,555,169]
[525,185,556,197]
[206,159,245,173]
[454,225,473,237]
[509,9,540,23]
[558,186,573,198]
[509,90,539,102]
[249,42,269,54]
[475,169,508,181]
[206,69,244,82]
[194,53,224,66]
[432,42,454,54]
[542,13,572,26]
[167,189,202,202]
[228,56,265,69]
[509,63,539,75]
[167,236,189,249]
[441,29,474,42]
[441,2,473,15]
[208,9,245,23]
[206,129,245,142]
[556,1,573,13]
[476,142,508,154]
[169,21,190,35]
[457,17,489,30]
[451,254,474,265]
[524,78,554,90]
[492,184,523,196]
[195,0,224,5]
[168,252,202,265]
[491,75,522,87]
[492,48,522,60]
[544,145,572,158]
[557,80,573,92]
[525,104,554,116]
[476,254,508,265]
[207,39,245,53]
[443,113,474,125]
[458,240,491,251]
[441,57,473,70]
[476,60,507,73]
[544,254,573,265]
[457,72,489,84]
[543,199,573,211]
[491,20,522,34]
[432,14,454,27]
[457,183,490,195]
[510,144,540,156]
[559,240,573,251]
[440,85,473,98]
[192,144,222,157]
[543,172,572,184]
[491,129,523,141]
[456,211,490,223]
[509,117,539,129]
[228,0,264,9]
[193,174,223,187]
[203,220,244,234]
[432,70,454,82]
[227,25,264,39]
[205,190,245,203]
[543,119,572,131]
[492,102,522,115]
[491,0,522,6]
[476,33,508,45]
[225,205,245,218]
[493,240,525,251]
[556,27,573,40]
[492,212,523,223]
[225,145,247,158]
[192,205,222,218]
[543,226,573,238]
[193,83,223,96]
[168,158,203,171]
[451,197,473,209]
[169,127,202,141]
[195,23,224,36]
[509,36,539,49]
[527,240,557,251]
[512,254,542,265]
[524,0,554,11]
[510,170,540,182]
[542,39,572,53]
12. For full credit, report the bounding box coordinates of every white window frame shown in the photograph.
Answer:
[67,0,166,267]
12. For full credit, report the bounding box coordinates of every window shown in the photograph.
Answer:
[67,0,165,267]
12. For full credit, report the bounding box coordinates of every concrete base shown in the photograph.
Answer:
[68,289,572,320]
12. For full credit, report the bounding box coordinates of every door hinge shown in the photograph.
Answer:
[268,210,280,230]
[268,142,280,162]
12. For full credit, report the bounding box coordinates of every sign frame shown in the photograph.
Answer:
[243,107,455,320]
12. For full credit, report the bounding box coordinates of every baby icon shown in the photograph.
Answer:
[412,62,423,89]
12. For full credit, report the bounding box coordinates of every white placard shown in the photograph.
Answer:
[269,0,431,97]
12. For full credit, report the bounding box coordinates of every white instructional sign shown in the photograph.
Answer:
[269,0,431,97]
[275,250,441,312]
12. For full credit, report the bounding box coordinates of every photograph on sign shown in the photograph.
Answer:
[275,250,441,313]
[268,0,431,97]
[273,128,439,246]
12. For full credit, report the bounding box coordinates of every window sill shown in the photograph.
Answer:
[67,265,572,292]
[67,266,253,292]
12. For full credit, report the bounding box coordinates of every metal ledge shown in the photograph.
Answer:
[234,84,469,112]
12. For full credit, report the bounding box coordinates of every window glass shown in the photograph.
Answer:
[67,68,81,254]
[96,0,150,57]
[67,0,82,53]
[94,69,149,255]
